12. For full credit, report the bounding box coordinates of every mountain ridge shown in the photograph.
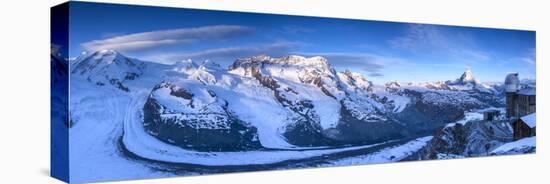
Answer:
[70,50,513,150]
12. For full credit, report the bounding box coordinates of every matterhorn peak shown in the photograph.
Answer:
[460,68,475,82]
[451,68,479,85]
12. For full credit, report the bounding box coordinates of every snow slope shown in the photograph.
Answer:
[67,51,401,182]
[65,50,517,182]
[229,55,343,130]
[69,80,172,183]
[445,111,484,128]
[490,137,536,155]
[322,136,433,166]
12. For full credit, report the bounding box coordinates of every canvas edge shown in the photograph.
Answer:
[51,1,70,183]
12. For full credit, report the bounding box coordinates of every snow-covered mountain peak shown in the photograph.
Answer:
[86,50,126,64]
[73,49,131,68]
[342,70,365,80]
[171,59,198,74]
[71,50,145,92]
[199,60,222,71]
[272,55,329,67]
[251,54,272,61]
[96,49,119,55]
[229,55,268,71]
[174,59,198,67]
[339,70,372,92]
[230,54,330,70]
[229,54,337,86]
[440,68,497,93]
[453,68,479,85]
[385,81,402,89]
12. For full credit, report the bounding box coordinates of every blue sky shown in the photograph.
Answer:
[68,2,536,83]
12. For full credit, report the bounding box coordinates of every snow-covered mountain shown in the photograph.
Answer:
[71,50,146,92]
[444,68,497,93]
[382,69,497,93]
[141,54,415,149]
[65,50,534,182]
[404,108,535,160]
[490,137,535,155]
[67,51,510,150]
[143,76,262,151]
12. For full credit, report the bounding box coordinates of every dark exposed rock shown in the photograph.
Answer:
[405,119,514,160]
[334,100,404,144]
[421,123,468,159]
[124,72,140,80]
[138,54,509,150]
[248,66,333,146]
[142,82,261,151]
[109,79,129,92]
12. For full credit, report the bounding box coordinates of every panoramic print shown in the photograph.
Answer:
[51,2,536,183]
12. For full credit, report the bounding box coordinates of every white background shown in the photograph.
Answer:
[0,0,547,183]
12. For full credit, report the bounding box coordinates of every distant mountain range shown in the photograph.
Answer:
[67,50,527,151]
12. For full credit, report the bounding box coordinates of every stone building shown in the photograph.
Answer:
[505,73,536,119]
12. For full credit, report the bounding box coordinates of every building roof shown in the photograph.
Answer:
[520,113,536,128]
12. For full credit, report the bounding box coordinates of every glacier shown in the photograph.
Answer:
[61,50,533,182]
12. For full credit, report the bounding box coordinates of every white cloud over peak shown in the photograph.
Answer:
[141,42,300,65]
[81,25,253,52]
[390,24,491,62]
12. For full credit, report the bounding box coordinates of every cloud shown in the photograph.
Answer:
[282,25,315,34]
[520,57,535,65]
[523,48,536,65]
[302,51,471,79]
[100,32,128,39]
[390,24,491,62]
[147,48,393,78]
[81,25,253,52]
[142,42,300,65]
[513,48,536,66]
[454,49,490,61]
[390,24,448,51]
[368,72,384,77]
